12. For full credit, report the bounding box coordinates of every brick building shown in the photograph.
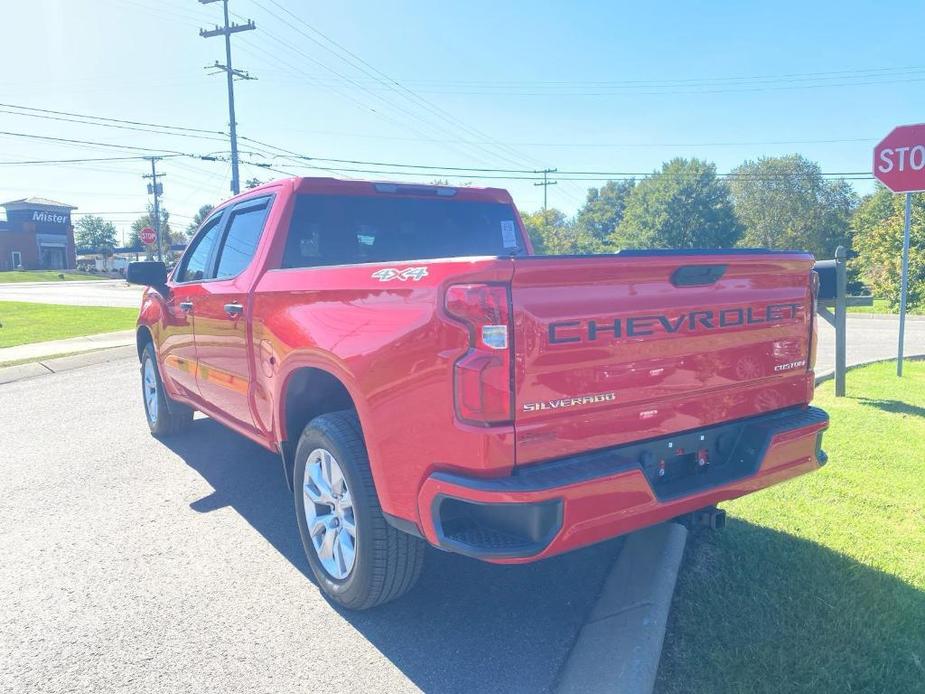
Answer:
[0,197,77,271]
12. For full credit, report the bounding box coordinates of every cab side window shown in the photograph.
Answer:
[214,198,270,279]
[175,216,223,283]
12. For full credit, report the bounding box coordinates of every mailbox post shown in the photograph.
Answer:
[814,246,873,396]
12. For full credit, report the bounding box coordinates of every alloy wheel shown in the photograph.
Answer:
[302,448,357,580]
[143,357,158,423]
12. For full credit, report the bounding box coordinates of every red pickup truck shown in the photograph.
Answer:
[128,176,829,610]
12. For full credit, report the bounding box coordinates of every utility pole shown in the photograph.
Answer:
[199,0,255,195]
[143,157,165,263]
[534,168,558,233]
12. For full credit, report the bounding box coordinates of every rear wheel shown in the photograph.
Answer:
[294,410,425,610]
[140,342,192,437]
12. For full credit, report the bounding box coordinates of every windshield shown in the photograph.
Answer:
[281,194,524,268]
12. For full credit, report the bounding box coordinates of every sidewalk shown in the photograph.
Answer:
[0,330,135,364]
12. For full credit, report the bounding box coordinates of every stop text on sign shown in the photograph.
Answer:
[872,123,925,193]
[877,144,925,174]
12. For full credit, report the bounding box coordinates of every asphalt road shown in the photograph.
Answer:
[0,358,622,694]
[816,314,925,376]
[0,279,143,307]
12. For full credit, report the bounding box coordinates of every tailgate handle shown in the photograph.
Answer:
[671,264,727,287]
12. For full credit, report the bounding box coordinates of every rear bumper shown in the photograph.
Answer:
[417,406,828,563]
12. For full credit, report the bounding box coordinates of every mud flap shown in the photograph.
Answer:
[279,439,295,492]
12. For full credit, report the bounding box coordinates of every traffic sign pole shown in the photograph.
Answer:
[872,123,924,378]
[898,192,911,376]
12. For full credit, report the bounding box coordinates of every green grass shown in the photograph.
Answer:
[848,298,925,315]
[0,270,104,283]
[656,360,925,694]
[0,301,136,348]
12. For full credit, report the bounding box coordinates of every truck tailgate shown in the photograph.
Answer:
[511,251,816,465]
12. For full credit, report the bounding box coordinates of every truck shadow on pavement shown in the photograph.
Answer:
[164,417,623,694]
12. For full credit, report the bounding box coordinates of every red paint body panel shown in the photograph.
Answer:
[510,254,816,464]
[252,258,518,517]
[137,177,828,563]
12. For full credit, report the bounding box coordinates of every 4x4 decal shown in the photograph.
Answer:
[371,267,429,282]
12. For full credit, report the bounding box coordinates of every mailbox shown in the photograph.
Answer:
[813,259,837,300]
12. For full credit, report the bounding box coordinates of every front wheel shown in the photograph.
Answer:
[140,342,192,437]
[293,411,425,610]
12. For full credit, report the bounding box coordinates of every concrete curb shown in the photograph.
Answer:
[0,329,135,363]
[556,523,688,694]
[814,353,925,385]
[0,345,136,385]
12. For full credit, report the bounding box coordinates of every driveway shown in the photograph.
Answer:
[0,359,622,693]
[816,314,925,376]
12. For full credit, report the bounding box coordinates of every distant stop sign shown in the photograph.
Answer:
[873,123,925,192]
[140,226,157,245]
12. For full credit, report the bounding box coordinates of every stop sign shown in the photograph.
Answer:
[873,123,925,192]
[140,226,157,245]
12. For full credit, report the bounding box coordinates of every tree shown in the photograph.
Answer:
[613,158,741,249]
[574,179,635,250]
[130,205,174,259]
[852,186,925,309]
[729,154,858,258]
[245,177,263,189]
[185,204,214,238]
[521,208,598,254]
[74,215,117,254]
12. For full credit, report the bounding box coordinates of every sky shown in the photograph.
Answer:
[1,0,924,243]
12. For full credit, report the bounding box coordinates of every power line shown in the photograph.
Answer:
[336,75,925,97]
[0,102,222,135]
[247,0,553,177]
[253,64,925,89]
[260,67,925,96]
[240,8,517,169]
[0,128,873,180]
[226,124,879,149]
[0,155,155,165]
[0,101,874,159]
[0,108,230,143]
[251,0,589,208]
[0,130,199,157]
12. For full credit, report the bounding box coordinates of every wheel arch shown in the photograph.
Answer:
[276,363,372,492]
[136,324,154,361]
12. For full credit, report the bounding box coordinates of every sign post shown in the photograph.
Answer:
[898,193,911,376]
[872,123,925,377]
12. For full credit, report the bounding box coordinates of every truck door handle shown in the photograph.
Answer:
[224,302,244,317]
[179,301,193,312]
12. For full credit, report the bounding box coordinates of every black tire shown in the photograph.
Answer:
[140,342,193,437]
[293,410,425,610]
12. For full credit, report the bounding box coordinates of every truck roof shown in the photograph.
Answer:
[227,176,515,206]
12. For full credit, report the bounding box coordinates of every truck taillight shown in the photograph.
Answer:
[444,283,513,425]
[809,270,820,370]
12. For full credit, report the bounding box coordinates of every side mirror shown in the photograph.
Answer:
[127,261,168,289]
